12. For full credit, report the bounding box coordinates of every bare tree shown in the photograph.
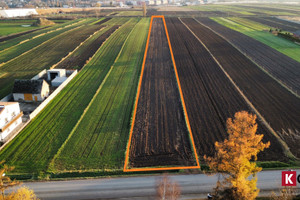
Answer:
[156,174,180,200]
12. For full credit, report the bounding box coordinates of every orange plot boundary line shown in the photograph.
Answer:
[123,16,200,172]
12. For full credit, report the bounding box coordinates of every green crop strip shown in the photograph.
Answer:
[52,18,150,172]
[211,17,300,63]
[0,18,138,174]
[0,19,84,51]
[0,19,94,64]
[0,18,100,99]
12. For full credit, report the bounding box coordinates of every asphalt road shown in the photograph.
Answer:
[12,169,300,199]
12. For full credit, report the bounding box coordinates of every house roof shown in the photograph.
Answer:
[13,79,48,94]
[0,102,18,106]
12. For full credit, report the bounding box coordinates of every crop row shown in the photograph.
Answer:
[166,18,285,161]
[212,17,300,63]
[196,17,300,98]
[0,18,93,64]
[0,18,83,51]
[53,18,149,171]
[182,18,300,158]
[129,18,196,168]
[55,18,127,70]
[0,18,137,173]
[0,18,100,99]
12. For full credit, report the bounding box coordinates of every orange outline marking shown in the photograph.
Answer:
[124,16,200,172]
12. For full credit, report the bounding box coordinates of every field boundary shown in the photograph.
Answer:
[199,17,300,99]
[123,16,200,172]
[0,22,87,68]
[0,19,85,56]
[50,26,107,69]
[179,17,296,160]
[48,18,137,171]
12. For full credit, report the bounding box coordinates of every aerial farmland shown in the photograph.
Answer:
[0,4,299,179]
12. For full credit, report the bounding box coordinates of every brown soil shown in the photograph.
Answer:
[166,17,287,162]
[129,18,196,168]
[181,17,300,158]
[56,25,119,70]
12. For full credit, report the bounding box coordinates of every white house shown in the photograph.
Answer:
[12,79,50,102]
[0,102,23,142]
[0,9,38,18]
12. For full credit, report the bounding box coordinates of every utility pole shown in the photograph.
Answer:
[143,1,147,17]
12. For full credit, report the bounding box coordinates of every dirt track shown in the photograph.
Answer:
[129,18,196,168]
[182,18,300,158]
[166,17,286,161]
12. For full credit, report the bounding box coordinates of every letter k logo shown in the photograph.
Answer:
[282,171,296,186]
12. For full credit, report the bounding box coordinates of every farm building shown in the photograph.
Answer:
[0,9,38,18]
[47,69,67,87]
[12,79,50,102]
[0,102,23,142]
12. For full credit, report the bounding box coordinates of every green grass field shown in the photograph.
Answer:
[52,17,149,172]
[189,4,297,16]
[0,19,83,51]
[54,18,129,70]
[0,18,139,174]
[0,18,92,64]
[0,20,38,36]
[0,18,100,99]
[211,17,300,63]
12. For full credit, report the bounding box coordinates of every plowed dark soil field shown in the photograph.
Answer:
[129,18,196,168]
[246,17,299,32]
[182,18,300,158]
[264,17,300,30]
[56,25,119,70]
[94,18,111,25]
[166,18,286,161]
[196,17,300,95]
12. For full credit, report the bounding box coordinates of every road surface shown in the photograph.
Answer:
[10,169,300,199]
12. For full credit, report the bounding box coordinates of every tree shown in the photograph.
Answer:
[156,175,180,200]
[204,111,270,200]
[3,187,39,200]
[0,161,38,200]
[0,161,20,199]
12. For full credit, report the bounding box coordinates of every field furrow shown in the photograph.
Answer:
[166,17,286,161]
[128,17,196,168]
[0,18,135,173]
[0,19,101,99]
[56,25,120,70]
[182,17,300,158]
[0,19,83,51]
[53,18,149,171]
[0,18,92,64]
[197,17,300,96]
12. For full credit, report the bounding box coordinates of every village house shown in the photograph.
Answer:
[12,79,50,102]
[0,102,23,142]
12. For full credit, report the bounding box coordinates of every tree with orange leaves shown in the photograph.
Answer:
[204,111,270,200]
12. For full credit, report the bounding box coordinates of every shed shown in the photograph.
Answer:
[12,79,50,102]
[0,9,38,18]
[51,76,68,87]
[47,69,66,81]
